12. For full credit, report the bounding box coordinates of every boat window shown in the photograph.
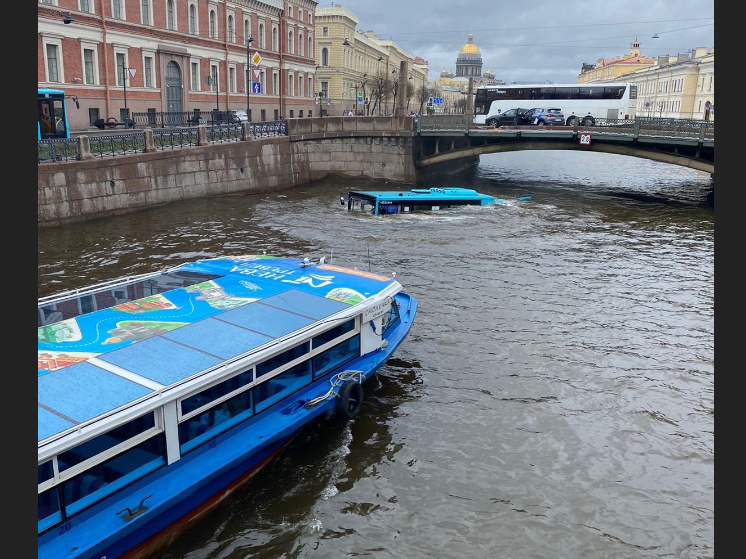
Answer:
[312,318,356,348]
[61,435,166,517]
[57,413,156,473]
[181,369,253,416]
[312,335,360,379]
[38,460,54,484]
[255,360,313,413]
[179,389,254,453]
[38,270,221,325]
[38,488,61,532]
[256,342,310,378]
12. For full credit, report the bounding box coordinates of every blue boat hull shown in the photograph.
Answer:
[39,292,418,559]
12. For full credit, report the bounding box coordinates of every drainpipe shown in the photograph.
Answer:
[223,0,228,111]
[100,0,111,118]
[279,12,284,117]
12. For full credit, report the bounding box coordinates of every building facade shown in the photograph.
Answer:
[313,5,427,116]
[38,0,320,130]
[578,41,715,121]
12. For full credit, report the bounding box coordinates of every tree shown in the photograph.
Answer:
[416,85,429,115]
[405,80,415,111]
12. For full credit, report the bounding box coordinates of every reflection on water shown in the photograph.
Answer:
[38,151,714,558]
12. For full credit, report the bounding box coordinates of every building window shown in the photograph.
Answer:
[40,0,53,5]
[298,33,303,56]
[228,15,234,42]
[229,67,235,92]
[83,48,96,84]
[259,23,265,48]
[211,65,218,92]
[140,0,150,25]
[321,81,328,99]
[166,0,175,30]
[116,53,127,86]
[289,74,294,96]
[244,19,250,45]
[321,48,329,67]
[209,10,216,39]
[322,27,328,37]
[188,3,197,34]
[272,27,278,51]
[298,74,303,97]
[80,0,93,13]
[308,76,313,99]
[308,36,313,57]
[112,0,123,19]
[191,62,199,91]
[273,73,278,96]
[144,56,154,88]
[288,31,293,54]
[46,43,60,82]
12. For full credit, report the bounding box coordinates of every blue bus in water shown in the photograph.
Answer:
[38,88,77,139]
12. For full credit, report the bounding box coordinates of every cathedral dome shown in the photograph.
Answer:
[459,33,480,54]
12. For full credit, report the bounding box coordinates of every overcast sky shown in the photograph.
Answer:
[328,0,715,83]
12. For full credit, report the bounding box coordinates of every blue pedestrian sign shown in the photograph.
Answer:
[252,82,261,94]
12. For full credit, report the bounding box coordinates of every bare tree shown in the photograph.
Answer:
[405,80,415,111]
[416,85,429,115]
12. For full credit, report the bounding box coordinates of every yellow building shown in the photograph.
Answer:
[578,40,657,83]
[580,41,714,121]
[314,5,427,115]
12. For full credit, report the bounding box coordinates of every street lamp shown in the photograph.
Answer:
[246,37,254,121]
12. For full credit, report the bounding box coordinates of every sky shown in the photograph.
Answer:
[325,0,715,83]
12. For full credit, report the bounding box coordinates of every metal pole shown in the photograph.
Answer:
[123,67,128,125]
[246,37,253,121]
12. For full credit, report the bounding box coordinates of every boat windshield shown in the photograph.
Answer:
[38,271,221,326]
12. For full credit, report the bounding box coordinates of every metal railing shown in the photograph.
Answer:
[39,120,288,162]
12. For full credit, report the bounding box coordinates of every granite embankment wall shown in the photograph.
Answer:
[38,116,418,227]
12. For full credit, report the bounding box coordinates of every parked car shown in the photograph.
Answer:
[230,109,249,122]
[523,108,565,126]
[485,108,529,127]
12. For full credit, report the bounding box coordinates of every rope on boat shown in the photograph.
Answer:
[305,370,364,407]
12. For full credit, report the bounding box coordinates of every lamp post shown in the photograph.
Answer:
[246,37,254,120]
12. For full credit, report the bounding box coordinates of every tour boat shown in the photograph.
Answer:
[38,254,418,559]
[346,187,528,215]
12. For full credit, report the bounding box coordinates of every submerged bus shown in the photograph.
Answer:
[473,83,637,126]
[38,88,75,139]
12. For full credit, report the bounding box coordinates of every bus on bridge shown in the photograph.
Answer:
[473,83,638,127]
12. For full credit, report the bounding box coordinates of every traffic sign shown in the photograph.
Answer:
[251,52,262,66]
[252,82,261,94]
[433,97,444,105]
[253,69,261,78]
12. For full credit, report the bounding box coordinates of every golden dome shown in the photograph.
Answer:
[459,33,480,54]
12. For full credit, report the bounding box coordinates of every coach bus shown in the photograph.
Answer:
[38,88,74,139]
[473,83,637,126]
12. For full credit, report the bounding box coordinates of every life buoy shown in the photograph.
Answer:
[336,379,363,420]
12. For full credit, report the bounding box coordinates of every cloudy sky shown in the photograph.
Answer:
[327,0,715,83]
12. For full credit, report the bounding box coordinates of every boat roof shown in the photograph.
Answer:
[349,187,495,204]
[38,255,399,446]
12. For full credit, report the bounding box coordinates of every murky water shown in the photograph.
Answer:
[38,151,714,558]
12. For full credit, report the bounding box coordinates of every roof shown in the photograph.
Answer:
[38,255,398,445]
[349,187,495,204]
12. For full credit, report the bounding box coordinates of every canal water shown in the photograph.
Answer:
[37,151,714,559]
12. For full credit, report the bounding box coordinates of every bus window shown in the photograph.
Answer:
[38,88,71,140]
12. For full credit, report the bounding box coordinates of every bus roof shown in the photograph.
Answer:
[38,88,65,95]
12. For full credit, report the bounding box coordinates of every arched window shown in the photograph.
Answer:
[244,19,250,45]
[259,23,265,48]
[308,36,313,58]
[228,15,234,42]
[321,48,329,67]
[188,4,196,34]
[272,27,278,51]
[288,31,293,54]
[166,0,175,30]
[209,10,216,39]
[298,33,304,56]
